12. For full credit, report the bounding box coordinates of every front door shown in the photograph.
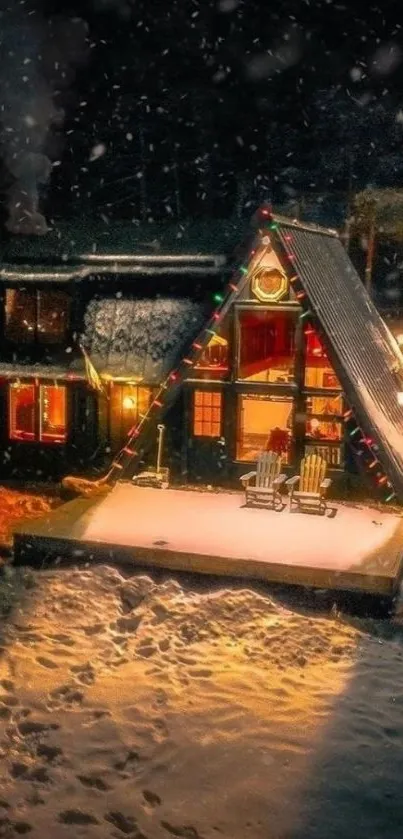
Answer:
[186,387,226,483]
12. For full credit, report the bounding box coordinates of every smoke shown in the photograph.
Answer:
[0,2,88,235]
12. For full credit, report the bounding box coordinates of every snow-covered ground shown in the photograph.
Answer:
[0,487,54,552]
[1,564,403,839]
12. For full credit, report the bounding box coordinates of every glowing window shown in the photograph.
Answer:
[251,267,288,302]
[109,384,157,450]
[5,289,70,344]
[236,393,293,462]
[193,390,222,437]
[304,327,341,390]
[9,382,67,444]
[238,310,296,383]
[304,445,343,468]
[5,290,36,344]
[306,417,343,442]
[193,333,229,379]
[9,384,36,441]
[305,394,343,442]
[37,291,70,343]
[39,386,67,443]
[306,395,343,416]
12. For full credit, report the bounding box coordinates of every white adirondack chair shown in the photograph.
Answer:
[240,451,286,511]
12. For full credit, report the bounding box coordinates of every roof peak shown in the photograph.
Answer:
[269,211,339,238]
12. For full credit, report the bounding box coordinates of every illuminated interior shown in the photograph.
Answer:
[304,444,343,466]
[304,327,341,389]
[39,386,67,443]
[306,416,342,440]
[306,394,343,416]
[193,332,229,379]
[5,289,70,344]
[236,394,293,462]
[120,385,154,421]
[9,384,35,441]
[251,266,288,302]
[305,395,343,441]
[9,383,67,444]
[238,310,296,383]
[193,390,222,437]
[304,388,344,466]
[110,383,156,448]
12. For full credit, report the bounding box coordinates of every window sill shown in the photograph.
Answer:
[9,437,67,446]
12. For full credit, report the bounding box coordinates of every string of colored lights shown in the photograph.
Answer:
[104,229,266,483]
[105,204,398,503]
[266,210,397,504]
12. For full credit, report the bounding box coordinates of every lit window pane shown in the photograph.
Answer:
[5,290,36,343]
[193,391,222,437]
[37,291,70,344]
[238,310,296,383]
[304,327,341,389]
[236,394,293,462]
[306,418,342,441]
[306,395,343,415]
[9,384,35,440]
[193,330,229,380]
[304,445,342,467]
[40,386,67,443]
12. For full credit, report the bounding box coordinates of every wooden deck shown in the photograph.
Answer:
[12,483,403,597]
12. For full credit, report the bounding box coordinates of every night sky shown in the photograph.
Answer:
[1,0,403,226]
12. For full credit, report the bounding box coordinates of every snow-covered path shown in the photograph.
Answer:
[1,565,403,838]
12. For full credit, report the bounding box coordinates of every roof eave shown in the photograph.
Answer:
[0,262,230,282]
[271,212,339,238]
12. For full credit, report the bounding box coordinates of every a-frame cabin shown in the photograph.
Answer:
[1,206,403,502]
[103,207,403,503]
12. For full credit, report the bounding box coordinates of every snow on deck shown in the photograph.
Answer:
[13,484,403,596]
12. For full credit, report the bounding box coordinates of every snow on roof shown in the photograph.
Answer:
[82,296,207,382]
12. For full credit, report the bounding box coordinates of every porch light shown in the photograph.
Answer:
[123,395,136,410]
[397,392,403,406]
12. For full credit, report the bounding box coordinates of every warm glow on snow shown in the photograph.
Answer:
[0,565,365,839]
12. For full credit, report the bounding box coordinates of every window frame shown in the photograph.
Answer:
[235,303,299,385]
[8,380,68,445]
[192,333,230,380]
[109,383,158,451]
[9,382,36,442]
[303,325,342,391]
[235,391,295,464]
[303,442,344,468]
[4,287,71,346]
[192,389,223,438]
[301,391,346,470]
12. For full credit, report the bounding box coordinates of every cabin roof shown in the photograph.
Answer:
[0,218,247,268]
[4,205,403,498]
[275,218,403,496]
[81,296,208,383]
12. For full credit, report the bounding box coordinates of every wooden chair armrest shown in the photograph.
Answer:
[285,475,299,488]
[273,473,287,487]
[320,478,332,492]
[240,471,256,485]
